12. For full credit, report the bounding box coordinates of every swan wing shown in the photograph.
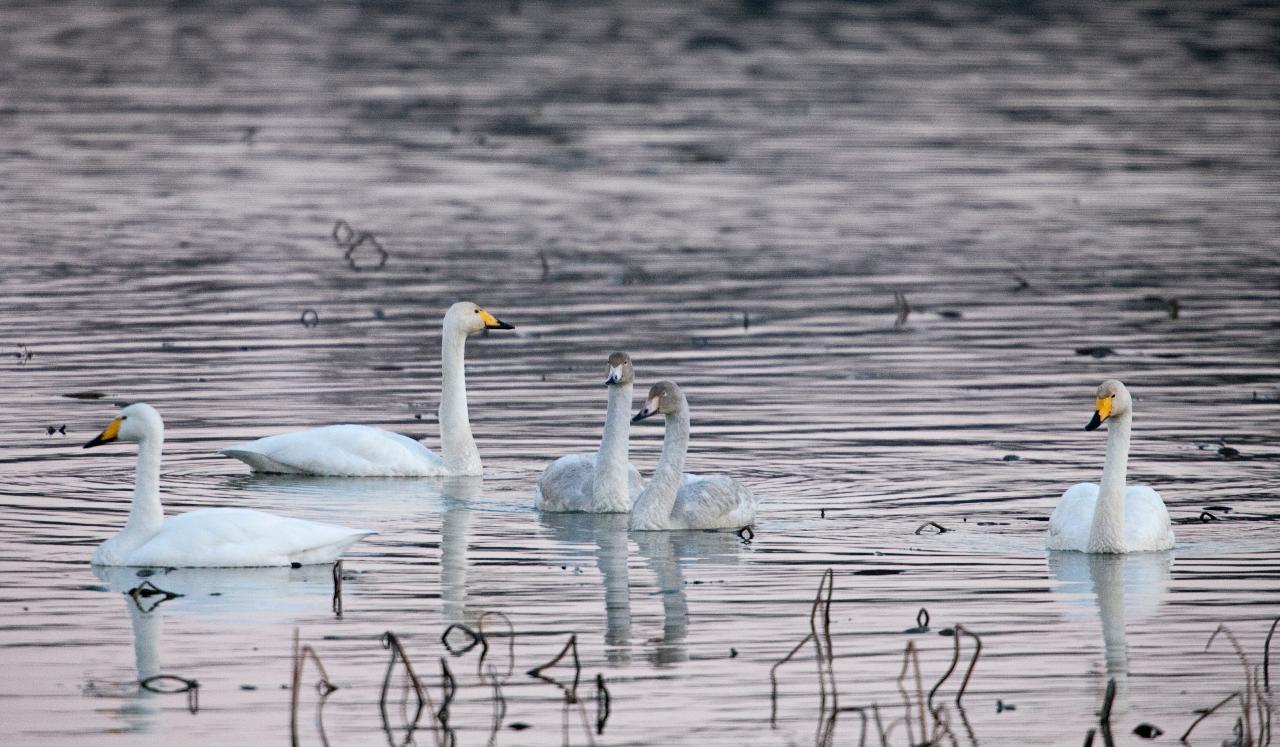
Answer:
[1047,483,1099,552]
[122,508,374,567]
[220,424,447,477]
[626,464,644,499]
[670,475,758,530]
[534,453,597,512]
[1124,485,1175,551]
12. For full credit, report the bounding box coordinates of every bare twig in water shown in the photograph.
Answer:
[1180,691,1241,742]
[442,623,484,657]
[290,628,338,747]
[378,631,435,746]
[769,632,815,727]
[437,658,456,726]
[914,521,948,535]
[928,624,983,708]
[527,634,582,702]
[331,560,343,618]
[1099,677,1116,735]
[1264,616,1279,691]
[1082,727,1095,746]
[595,673,611,735]
[893,291,910,329]
[811,569,838,746]
[477,611,515,680]
[897,640,927,744]
[139,674,200,713]
[826,705,869,746]
[1207,624,1254,737]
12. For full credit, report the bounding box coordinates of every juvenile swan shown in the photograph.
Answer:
[628,381,758,531]
[220,301,514,476]
[83,403,373,567]
[535,352,644,513]
[1047,380,1174,553]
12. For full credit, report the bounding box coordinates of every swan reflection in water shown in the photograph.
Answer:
[220,473,483,627]
[538,512,743,666]
[1048,550,1173,713]
[90,563,335,732]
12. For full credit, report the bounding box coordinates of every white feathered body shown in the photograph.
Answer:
[220,425,449,477]
[534,453,643,512]
[665,474,758,530]
[1048,483,1174,553]
[93,507,373,568]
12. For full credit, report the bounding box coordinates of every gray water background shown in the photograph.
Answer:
[1,0,1279,744]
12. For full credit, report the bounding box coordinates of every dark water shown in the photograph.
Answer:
[2,1,1279,744]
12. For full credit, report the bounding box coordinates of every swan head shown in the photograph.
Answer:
[632,380,684,422]
[445,301,514,337]
[84,402,164,447]
[1085,379,1131,431]
[604,352,634,386]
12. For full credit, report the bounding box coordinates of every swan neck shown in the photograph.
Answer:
[1089,412,1132,553]
[126,435,165,537]
[439,326,481,474]
[631,404,689,530]
[592,382,634,512]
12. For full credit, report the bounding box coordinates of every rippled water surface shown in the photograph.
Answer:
[2,1,1279,745]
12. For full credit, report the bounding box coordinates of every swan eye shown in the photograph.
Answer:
[120,416,128,420]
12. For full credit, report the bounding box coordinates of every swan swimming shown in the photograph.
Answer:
[82,403,373,567]
[219,301,514,476]
[1047,380,1175,553]
[535,352,644,513]
[628,381,759,531]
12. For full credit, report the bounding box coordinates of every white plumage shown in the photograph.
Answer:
[84,403,373,567]
[628,381,759,531]
[219,301,513,477]
[1046,380,1174,554]
[1048,483,1174,553]
[535,352,644,513]
[534,453,644,512]
[220,425,446,477]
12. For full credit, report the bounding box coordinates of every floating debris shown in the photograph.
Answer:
[904,608,930,634]
[140,674,200,713]
[914,521,949,535]
[46,424,67,436]
[893,291,911,330]
[1074,346,1116,358]
[61,391,106,400]
[331,219,389,270]
[14,345,33,364]
[736,525,754,543]
[1218,444,1242,460]
[1132,722,1162,738]
[300,309,319,327]
[1002,454,1020,461]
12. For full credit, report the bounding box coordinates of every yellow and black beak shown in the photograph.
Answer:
[478,308,515,331]
[84,417,122,448]
[1085,395,1113,431]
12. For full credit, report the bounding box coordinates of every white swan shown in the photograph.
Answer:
[1047,380,1175,553]
[628,381,759,531]
[83,403,374,567]
[534,352,644,513]
[219,301,514,476]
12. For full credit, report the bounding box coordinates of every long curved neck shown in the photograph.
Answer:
[591,382,634,512]
[1088,412,1132,553]
[630,403,689,530]
[438,327,481,475]
[125,434,165,537]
